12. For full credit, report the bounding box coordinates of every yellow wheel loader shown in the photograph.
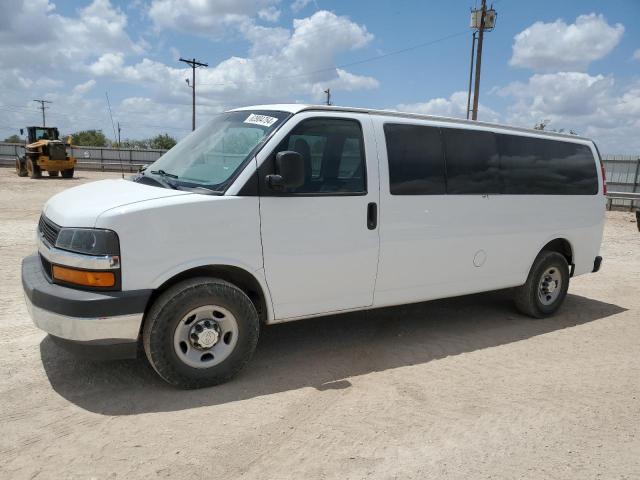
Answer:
[15,126,76,179]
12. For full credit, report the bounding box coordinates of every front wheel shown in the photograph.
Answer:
[61,168,74,178]
[143,278,260,389]
[514,251,570,318]
[26,158,41,179]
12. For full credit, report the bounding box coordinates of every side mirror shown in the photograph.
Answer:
[20,129,24,136]
[266,150,305,190]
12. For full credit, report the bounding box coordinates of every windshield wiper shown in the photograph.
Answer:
[149,169,179,189]
[150,169,179,179]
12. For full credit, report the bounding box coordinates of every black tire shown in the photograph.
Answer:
[61,168,74,178]
[48,170,60,177]
[15,158,27,177]
[514,250,570,318]
[27,158,41,179]
[143,277,260,389]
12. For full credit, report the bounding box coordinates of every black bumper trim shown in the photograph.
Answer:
[22,254,152,318]
[49,335,139,360]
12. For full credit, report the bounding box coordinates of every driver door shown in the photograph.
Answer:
[258,112,380,320]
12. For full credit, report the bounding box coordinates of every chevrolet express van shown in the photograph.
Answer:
[22,105,606,388]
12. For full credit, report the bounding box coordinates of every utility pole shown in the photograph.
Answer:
[180,57,208,131]
[467,1,496,120]
[466,32,477,120]
[324,88,332,106]
[33,99,52,126]
[117,122,121,146]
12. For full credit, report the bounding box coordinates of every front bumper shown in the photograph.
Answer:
[22,254,152,357]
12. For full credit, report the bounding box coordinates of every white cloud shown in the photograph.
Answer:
[258,6,281,22]
[88,53,125,76]
[72,79,96,95]
[0,0,147,140]
[0,0,142,69]
[148,0,280,37]
[510,13,624,71]
[0,4,372,142]
[89,11,378,109]
[633,49,640,61]
[397,91,500,123]
[291,0,313,13]
[496,72,640,152]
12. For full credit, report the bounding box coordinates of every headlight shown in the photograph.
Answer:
[55,228,119,256]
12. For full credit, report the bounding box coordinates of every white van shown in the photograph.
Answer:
[22,105,606,388]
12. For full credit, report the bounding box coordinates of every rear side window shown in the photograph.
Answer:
[498,134,598,195]
[442,128,501,194]
[384,124,446,195]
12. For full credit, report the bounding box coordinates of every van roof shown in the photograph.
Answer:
[231,104,592,143]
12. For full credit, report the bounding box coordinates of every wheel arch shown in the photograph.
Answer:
[144,264,272,327]
[536,237,574,276]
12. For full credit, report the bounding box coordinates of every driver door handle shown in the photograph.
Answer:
[367,202,377,230]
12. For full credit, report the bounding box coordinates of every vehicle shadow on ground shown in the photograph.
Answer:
[40,291,626,415]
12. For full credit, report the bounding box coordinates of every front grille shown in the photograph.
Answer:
[47,142,67,160]
[38,215,60,246]
[40,254,53,280]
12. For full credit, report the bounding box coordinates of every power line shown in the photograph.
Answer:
[198,30,468,88]
[105,92,118,143]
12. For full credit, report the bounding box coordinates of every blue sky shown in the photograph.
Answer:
[1,0,639,151]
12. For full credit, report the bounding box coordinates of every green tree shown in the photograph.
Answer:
[149,133,177,150]
[70,129,108,147]
[3,134,23,143]
[120,139,150,149]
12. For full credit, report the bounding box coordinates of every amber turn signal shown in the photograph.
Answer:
[52,265,115,288]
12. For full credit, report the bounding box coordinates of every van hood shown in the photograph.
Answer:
[43,179,191,227]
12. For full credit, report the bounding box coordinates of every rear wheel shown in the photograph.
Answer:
[15,157,27,177]
[514,251,569,318]
[143,278,260,389]
[48,170,59,177]
[26,158,41,179]
[61,168,74,178]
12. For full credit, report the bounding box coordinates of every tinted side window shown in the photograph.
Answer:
[548,141,598,194]
[278,118,366,194]
[384,124,446,195]
[442,128,501,194]
[498,134,598,195]
[499,134,548,194]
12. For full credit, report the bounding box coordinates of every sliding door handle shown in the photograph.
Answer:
[367,202,377,230]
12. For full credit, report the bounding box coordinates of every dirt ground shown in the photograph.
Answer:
[0,166,638,480]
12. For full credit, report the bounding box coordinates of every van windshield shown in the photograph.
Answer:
[143,110,289,192]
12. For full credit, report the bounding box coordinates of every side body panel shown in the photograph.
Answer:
[372,115,605,308]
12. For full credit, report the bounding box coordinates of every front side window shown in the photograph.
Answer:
[144,110,289,192]
[274,118,366,194]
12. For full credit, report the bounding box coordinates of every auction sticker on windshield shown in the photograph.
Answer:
[244,113,278,127]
